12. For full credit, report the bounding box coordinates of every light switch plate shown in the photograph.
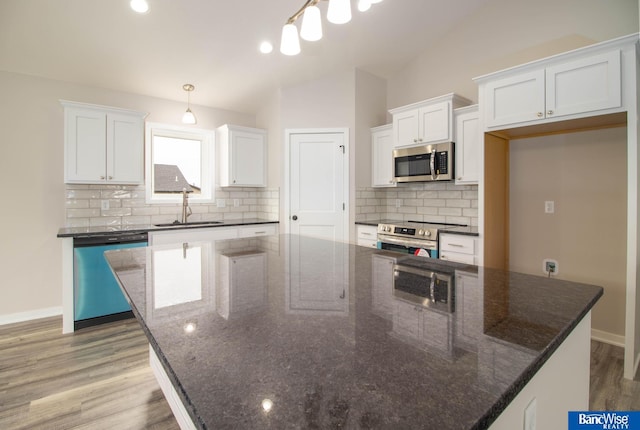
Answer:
[101,200,109,211]
[544,201,554,213]
[216,199,226,208]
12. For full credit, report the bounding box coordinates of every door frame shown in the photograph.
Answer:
[283,128,350,240]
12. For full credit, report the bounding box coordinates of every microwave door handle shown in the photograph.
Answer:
[430,149,436,180]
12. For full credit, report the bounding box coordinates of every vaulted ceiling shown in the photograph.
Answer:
[0,0,491,113]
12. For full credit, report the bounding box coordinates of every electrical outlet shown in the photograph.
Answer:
[216,199,226,208]
[544,201,554,213]
[395,199,401,208]
[234,199,240,207]
[524,397,537,430]
[101,200,109,211]
[543,258,559,275]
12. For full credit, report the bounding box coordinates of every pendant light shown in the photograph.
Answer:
[327,0,352,24]
[300,4,322,41]
[280,23,301,56]
[279,0,381,56]
[181,84,197,125]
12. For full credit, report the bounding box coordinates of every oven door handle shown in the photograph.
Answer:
[378,234,437,249]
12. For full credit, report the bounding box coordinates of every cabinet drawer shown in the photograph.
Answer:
[440,234,475,255]
[238,224,277,238]
[440,251,475,265]
[357,225,377,240]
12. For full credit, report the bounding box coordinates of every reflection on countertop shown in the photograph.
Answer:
[105,234,601,429]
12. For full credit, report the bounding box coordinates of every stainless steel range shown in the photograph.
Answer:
[376,221,467,259]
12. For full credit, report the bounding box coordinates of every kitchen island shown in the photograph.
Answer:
[105,234,602,429]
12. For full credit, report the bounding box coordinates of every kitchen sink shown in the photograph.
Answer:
[154,221,223,227]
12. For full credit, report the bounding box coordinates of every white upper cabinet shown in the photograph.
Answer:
[389,93,472,149]
[481,48,622,129]
[454,105,480,185]
[217,124,267,187]
[62,101,146,184]
[371,124,395,187]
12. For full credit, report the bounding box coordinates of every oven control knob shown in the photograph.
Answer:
[418,229,424,236]
[425,230,431,237]
[385,226,391,232]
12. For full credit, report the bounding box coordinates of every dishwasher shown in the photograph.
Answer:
[73,232,148,330]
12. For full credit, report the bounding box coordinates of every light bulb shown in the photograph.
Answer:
[259,41,274,54]
[182,109,196,125]
[280,23,301,56]
[358,0,372,12]
[300,5,322,41]
[327,0,352,24]
[130,0,149,14]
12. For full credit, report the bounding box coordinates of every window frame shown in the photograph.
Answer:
[145,122,215,204]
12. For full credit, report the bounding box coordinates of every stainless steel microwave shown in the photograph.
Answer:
[393,142,454,182]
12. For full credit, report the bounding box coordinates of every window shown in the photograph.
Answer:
[145,123,215,204]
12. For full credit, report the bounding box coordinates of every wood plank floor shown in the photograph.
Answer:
[0,317,637,430]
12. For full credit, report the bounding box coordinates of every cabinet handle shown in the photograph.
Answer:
[413,138,418,143]
[233,179,237,184]
[547,110,554,116]
[361,232,372,236]
[100,175,105,180]
[537,112,543,118]
[254,231,266,235]
[447,243,464,247]
[108,176,113,180]
[457,177,462,180]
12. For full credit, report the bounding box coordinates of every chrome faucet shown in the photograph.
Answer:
[181,188,192,223]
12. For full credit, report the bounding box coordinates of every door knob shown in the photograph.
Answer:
[292,215,298,220]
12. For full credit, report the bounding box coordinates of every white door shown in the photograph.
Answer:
[288,130,348,243]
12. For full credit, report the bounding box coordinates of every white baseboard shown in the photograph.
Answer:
[591,328,625,348]
[0,307,63,326]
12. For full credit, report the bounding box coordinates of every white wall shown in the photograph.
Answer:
[509,128,627,340]
[0,70,254,322]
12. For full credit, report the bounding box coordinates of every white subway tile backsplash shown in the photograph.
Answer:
[64,184,279,227]
[356,183,478,226]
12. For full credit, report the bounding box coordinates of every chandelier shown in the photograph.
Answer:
[280,0,383,56]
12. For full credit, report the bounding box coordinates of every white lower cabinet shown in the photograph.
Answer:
[149,224,278,246]
[356,224,378,249]
[439,233,477,265]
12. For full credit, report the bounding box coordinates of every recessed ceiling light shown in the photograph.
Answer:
[259,41,274,54]
[130,0,149,14]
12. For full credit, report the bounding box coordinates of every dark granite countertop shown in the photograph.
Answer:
[356,219,479,236]
[56,218,279,238]
[105,234,601,429]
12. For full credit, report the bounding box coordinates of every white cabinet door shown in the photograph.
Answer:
[392,109,420,148]
[418,101,450,144]
[439,233,477,265]
[485,69,545,128]
[356,224,378,248]
[218,125,267,187]
[454,106,480,185]
[484,49,622,129]
[107,112,144,184]
[65,107,107,183]
[217,252,267,319]
[546,50,621,119]
[63,101,145,184]
[371,124,395,187]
